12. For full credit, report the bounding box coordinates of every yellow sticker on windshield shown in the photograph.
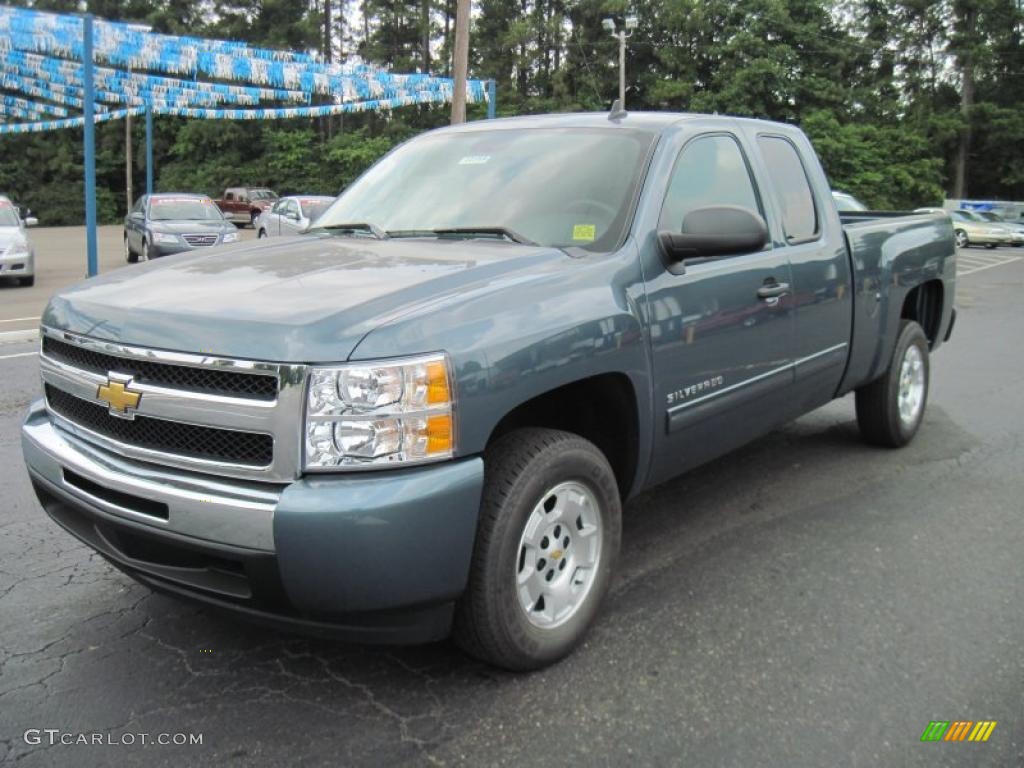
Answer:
[572,224,597,242]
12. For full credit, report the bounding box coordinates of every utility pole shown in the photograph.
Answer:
[450,0,470,124]
[953,5,977,200]
[602,16,637,108]
[125,107,133,212]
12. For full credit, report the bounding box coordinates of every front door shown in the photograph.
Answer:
[644,132,795,486]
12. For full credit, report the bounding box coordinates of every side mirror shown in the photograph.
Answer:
[658,205,768,265]
[24,216,38,227]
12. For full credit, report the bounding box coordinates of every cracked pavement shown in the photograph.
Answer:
[1,259,1023,767]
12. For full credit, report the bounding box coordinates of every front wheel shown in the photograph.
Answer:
[855,320,930,447]
[124,235,138,263]
[453,428,621,671]
[985,243,997,249]
[17,275,34,287]
[250,211,260,228]
[954,229,968,249]
[140,240,150,262]
[257,228,268,239]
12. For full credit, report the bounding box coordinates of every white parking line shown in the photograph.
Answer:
[0,316,39,324]
[958,256,1022,276]
[0,351,37,360]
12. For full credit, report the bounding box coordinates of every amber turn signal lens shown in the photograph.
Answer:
[426,360,451,404]
[426,413,452,454]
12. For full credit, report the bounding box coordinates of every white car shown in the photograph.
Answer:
[255,195,334,239]
[0,195,37,287]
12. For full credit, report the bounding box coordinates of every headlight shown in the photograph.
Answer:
[305,353,455,470]
[7,239,29,255]
[222,232,240,243]
[151,231,179,244]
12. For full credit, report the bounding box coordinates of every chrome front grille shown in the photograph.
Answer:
[183,234,218,247]
[39,328,307,482]
[42,336,277,400]
[45,385,274,467]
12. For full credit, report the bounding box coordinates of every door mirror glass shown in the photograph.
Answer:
[658,205,768,262]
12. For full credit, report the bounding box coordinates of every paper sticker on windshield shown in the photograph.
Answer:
[153,197,205,205]
[572,224,596,242]
[458,155,491,165]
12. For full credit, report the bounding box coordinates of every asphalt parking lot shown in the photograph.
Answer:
[1,233,1022,767]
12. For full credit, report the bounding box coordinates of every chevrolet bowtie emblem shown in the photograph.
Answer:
[97,376,142,418]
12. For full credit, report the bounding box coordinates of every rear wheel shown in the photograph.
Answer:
[954,229,968,249]
[855,320,930,448]
[250,211,260,228]
[453,428,621,671]
[985,243,997,249]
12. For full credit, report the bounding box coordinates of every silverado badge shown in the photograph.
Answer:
[97,375,142,419]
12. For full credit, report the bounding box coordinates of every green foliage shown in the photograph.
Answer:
[2,0,1023,225]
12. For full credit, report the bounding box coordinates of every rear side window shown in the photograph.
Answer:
[659,134,760,231]
[757,136,818,242]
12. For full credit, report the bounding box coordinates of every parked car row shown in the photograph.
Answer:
[914,207,1024,249]
[831,192,1023,249]
[0,194,38,287]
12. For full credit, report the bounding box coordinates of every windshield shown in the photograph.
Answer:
[0,205,20,227]
[955,210,984,222]
[149,198,224,221]
[315,127,657,251]
[250,189,278,201]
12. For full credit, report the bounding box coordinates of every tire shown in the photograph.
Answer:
[855,320,930,448]
[954,229,968,249]
[250,211,259,228]
[985,243,997,249]
[453,428,621,671]
[258,228,267,239]
[124,235,138,263]
[17,275,34,287]
[140,239,150,262]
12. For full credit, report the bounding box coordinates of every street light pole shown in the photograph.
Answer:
[602,16,638,109]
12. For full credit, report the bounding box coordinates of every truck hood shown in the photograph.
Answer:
[42,235,569,362]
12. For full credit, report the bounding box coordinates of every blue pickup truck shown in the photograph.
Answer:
[22,112,955,670]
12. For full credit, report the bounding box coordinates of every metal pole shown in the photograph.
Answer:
[125,109,133,212]
[487,79,496,119]
[145,105,153,195]
[83,13,98,278]
[618,31,626,107]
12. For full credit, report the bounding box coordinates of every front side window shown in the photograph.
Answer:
[757,136,819,242]
[659,134,760,231]
[315,127,657,252]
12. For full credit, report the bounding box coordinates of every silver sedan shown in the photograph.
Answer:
[255,195,335,239]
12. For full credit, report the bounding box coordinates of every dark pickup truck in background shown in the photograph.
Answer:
[214,186,279,227]
[22,112,955,671]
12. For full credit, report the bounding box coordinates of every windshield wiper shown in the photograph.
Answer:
[431,227,537,245]
[316,222,389,239]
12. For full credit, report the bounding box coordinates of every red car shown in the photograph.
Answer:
[214,187,278,228]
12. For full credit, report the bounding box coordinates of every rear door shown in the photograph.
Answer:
[643,130,795,485]
[753,132,852,411]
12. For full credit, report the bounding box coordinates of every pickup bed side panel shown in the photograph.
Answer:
[837,214,956,394]
[348,246,654,500]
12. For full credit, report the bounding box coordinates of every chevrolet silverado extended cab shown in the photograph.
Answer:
[22,112,956,671]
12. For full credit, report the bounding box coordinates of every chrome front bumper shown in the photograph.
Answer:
[22,400,281,551]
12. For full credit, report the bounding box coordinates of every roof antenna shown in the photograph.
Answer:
[609,99,628,121]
